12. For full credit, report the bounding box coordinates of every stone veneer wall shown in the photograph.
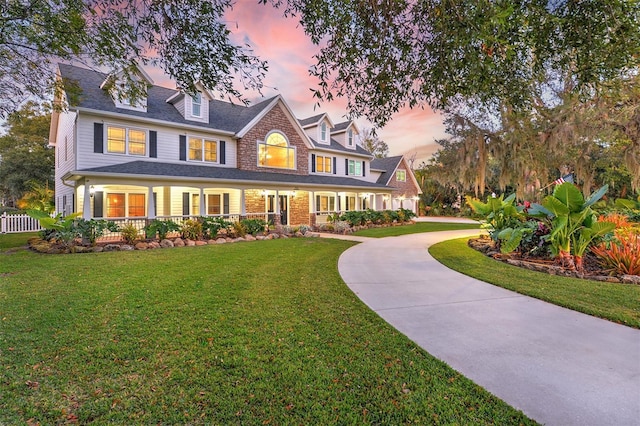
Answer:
[289,191,310,226]
[244,189,265,215]
[237,104,310,175]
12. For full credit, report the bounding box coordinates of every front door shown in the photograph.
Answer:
[279,195,288,225]
[267,194,289,225]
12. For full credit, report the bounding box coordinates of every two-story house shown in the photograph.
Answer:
[49,64,421,227]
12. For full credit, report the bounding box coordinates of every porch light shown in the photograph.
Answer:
[413,196,420,201]
[261,190,266,198]
[291,190,296,198]
[89,185,95,198]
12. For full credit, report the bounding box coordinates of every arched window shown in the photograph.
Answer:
[320,122,327,142]
[258,131,296,169]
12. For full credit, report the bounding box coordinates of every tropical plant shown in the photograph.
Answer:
[27,209,80,247]
[16,180,54,214]
[144,219,180,240]
[529,183,615,271]
[74,218,120,246]
[120,222,140,245]
[201,216,232,239]
[466,193,523,245]
[591,233,640,276]
[181,219,203,240]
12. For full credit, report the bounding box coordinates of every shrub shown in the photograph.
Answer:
[74,218,119,246]
[144,219,180,240]
[241,218,267,236]
[181,219,203,240]
[120,222,140,245]
[591,233,640,275]
[334,220,351,233]
[201,216,232,239]
[298,224,312,235]
[231,221,246,237]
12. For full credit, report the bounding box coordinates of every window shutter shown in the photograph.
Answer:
[345,159,349,175]
[153,192,157,215]
[149,130,157,158]
[219,140,226,164]
[94,123,104,153]
[182,192,190,215]
[333,157,337,175]
[311,154,316,172]
[94,191,104,218]
[337,196,341,211]
[223,193,230,215]
[316,195,320,212]
[362,161,366,177]
[179,135,187,161]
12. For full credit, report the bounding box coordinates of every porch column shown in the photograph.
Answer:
[83,181,92,220]
[310,191,315,213]
[199,188,205,216]
[240,189,246,216]
[372,194,377,211]
[335,192,340,213]
[355,193,360,211]
[275,189,280,215]
[147,186,155,219]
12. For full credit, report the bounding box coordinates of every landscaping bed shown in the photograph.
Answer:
[468,235,640,285]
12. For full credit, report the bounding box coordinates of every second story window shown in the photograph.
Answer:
[320,122,327,142]
[107,125,146,156]
[191,92,202,117]
[396,170,407,182]
[348,159,362,176]
[189,137,217,162]
[258,131,296,169]
[316,155,332,173]
[348,129,354,146]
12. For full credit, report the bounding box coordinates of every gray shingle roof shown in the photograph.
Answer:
[331,121,351,132]
[370,156,404,185]
[78,160,391,190]
[58,64,274,134]
[298,114,325,127]
[309,137,372,157]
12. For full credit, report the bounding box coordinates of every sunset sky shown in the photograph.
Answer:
[146,1,448,165]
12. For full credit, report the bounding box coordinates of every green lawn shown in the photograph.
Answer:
[430,238,640,329]
[353,221,480,237]
[0,236,533,424]
[0,232,39,251]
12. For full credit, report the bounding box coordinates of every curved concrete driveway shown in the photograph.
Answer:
[337,230,640,426]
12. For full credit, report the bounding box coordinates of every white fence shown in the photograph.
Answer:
[0,213,43,234]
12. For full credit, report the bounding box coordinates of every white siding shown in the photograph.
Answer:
[76,113,236,170]
[54,111,77,215]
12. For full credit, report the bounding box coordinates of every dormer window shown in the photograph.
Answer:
[191,92,202,117]
[348,129,354,146]
[320,122,327,142]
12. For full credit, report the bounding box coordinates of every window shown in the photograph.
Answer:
[208,194,221,215]
[396,170,407,182]
[128,194,145,217]
[191,194,200,216]
[189,137,217,162]
[348,159,362,176]
[258,131,296,169]
[106,193,125,217]
[316,155,332,174]
[318,195,335,212]
[107,125,146,156]
[320,122,327,142]
[191,92,202,117]
[348,129,354,146]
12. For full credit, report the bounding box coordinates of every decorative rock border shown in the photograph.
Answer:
[28,231,322,255]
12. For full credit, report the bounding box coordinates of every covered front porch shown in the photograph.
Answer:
[73,177,400,228]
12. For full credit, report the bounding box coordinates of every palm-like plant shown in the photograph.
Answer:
[17,180,54,214]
